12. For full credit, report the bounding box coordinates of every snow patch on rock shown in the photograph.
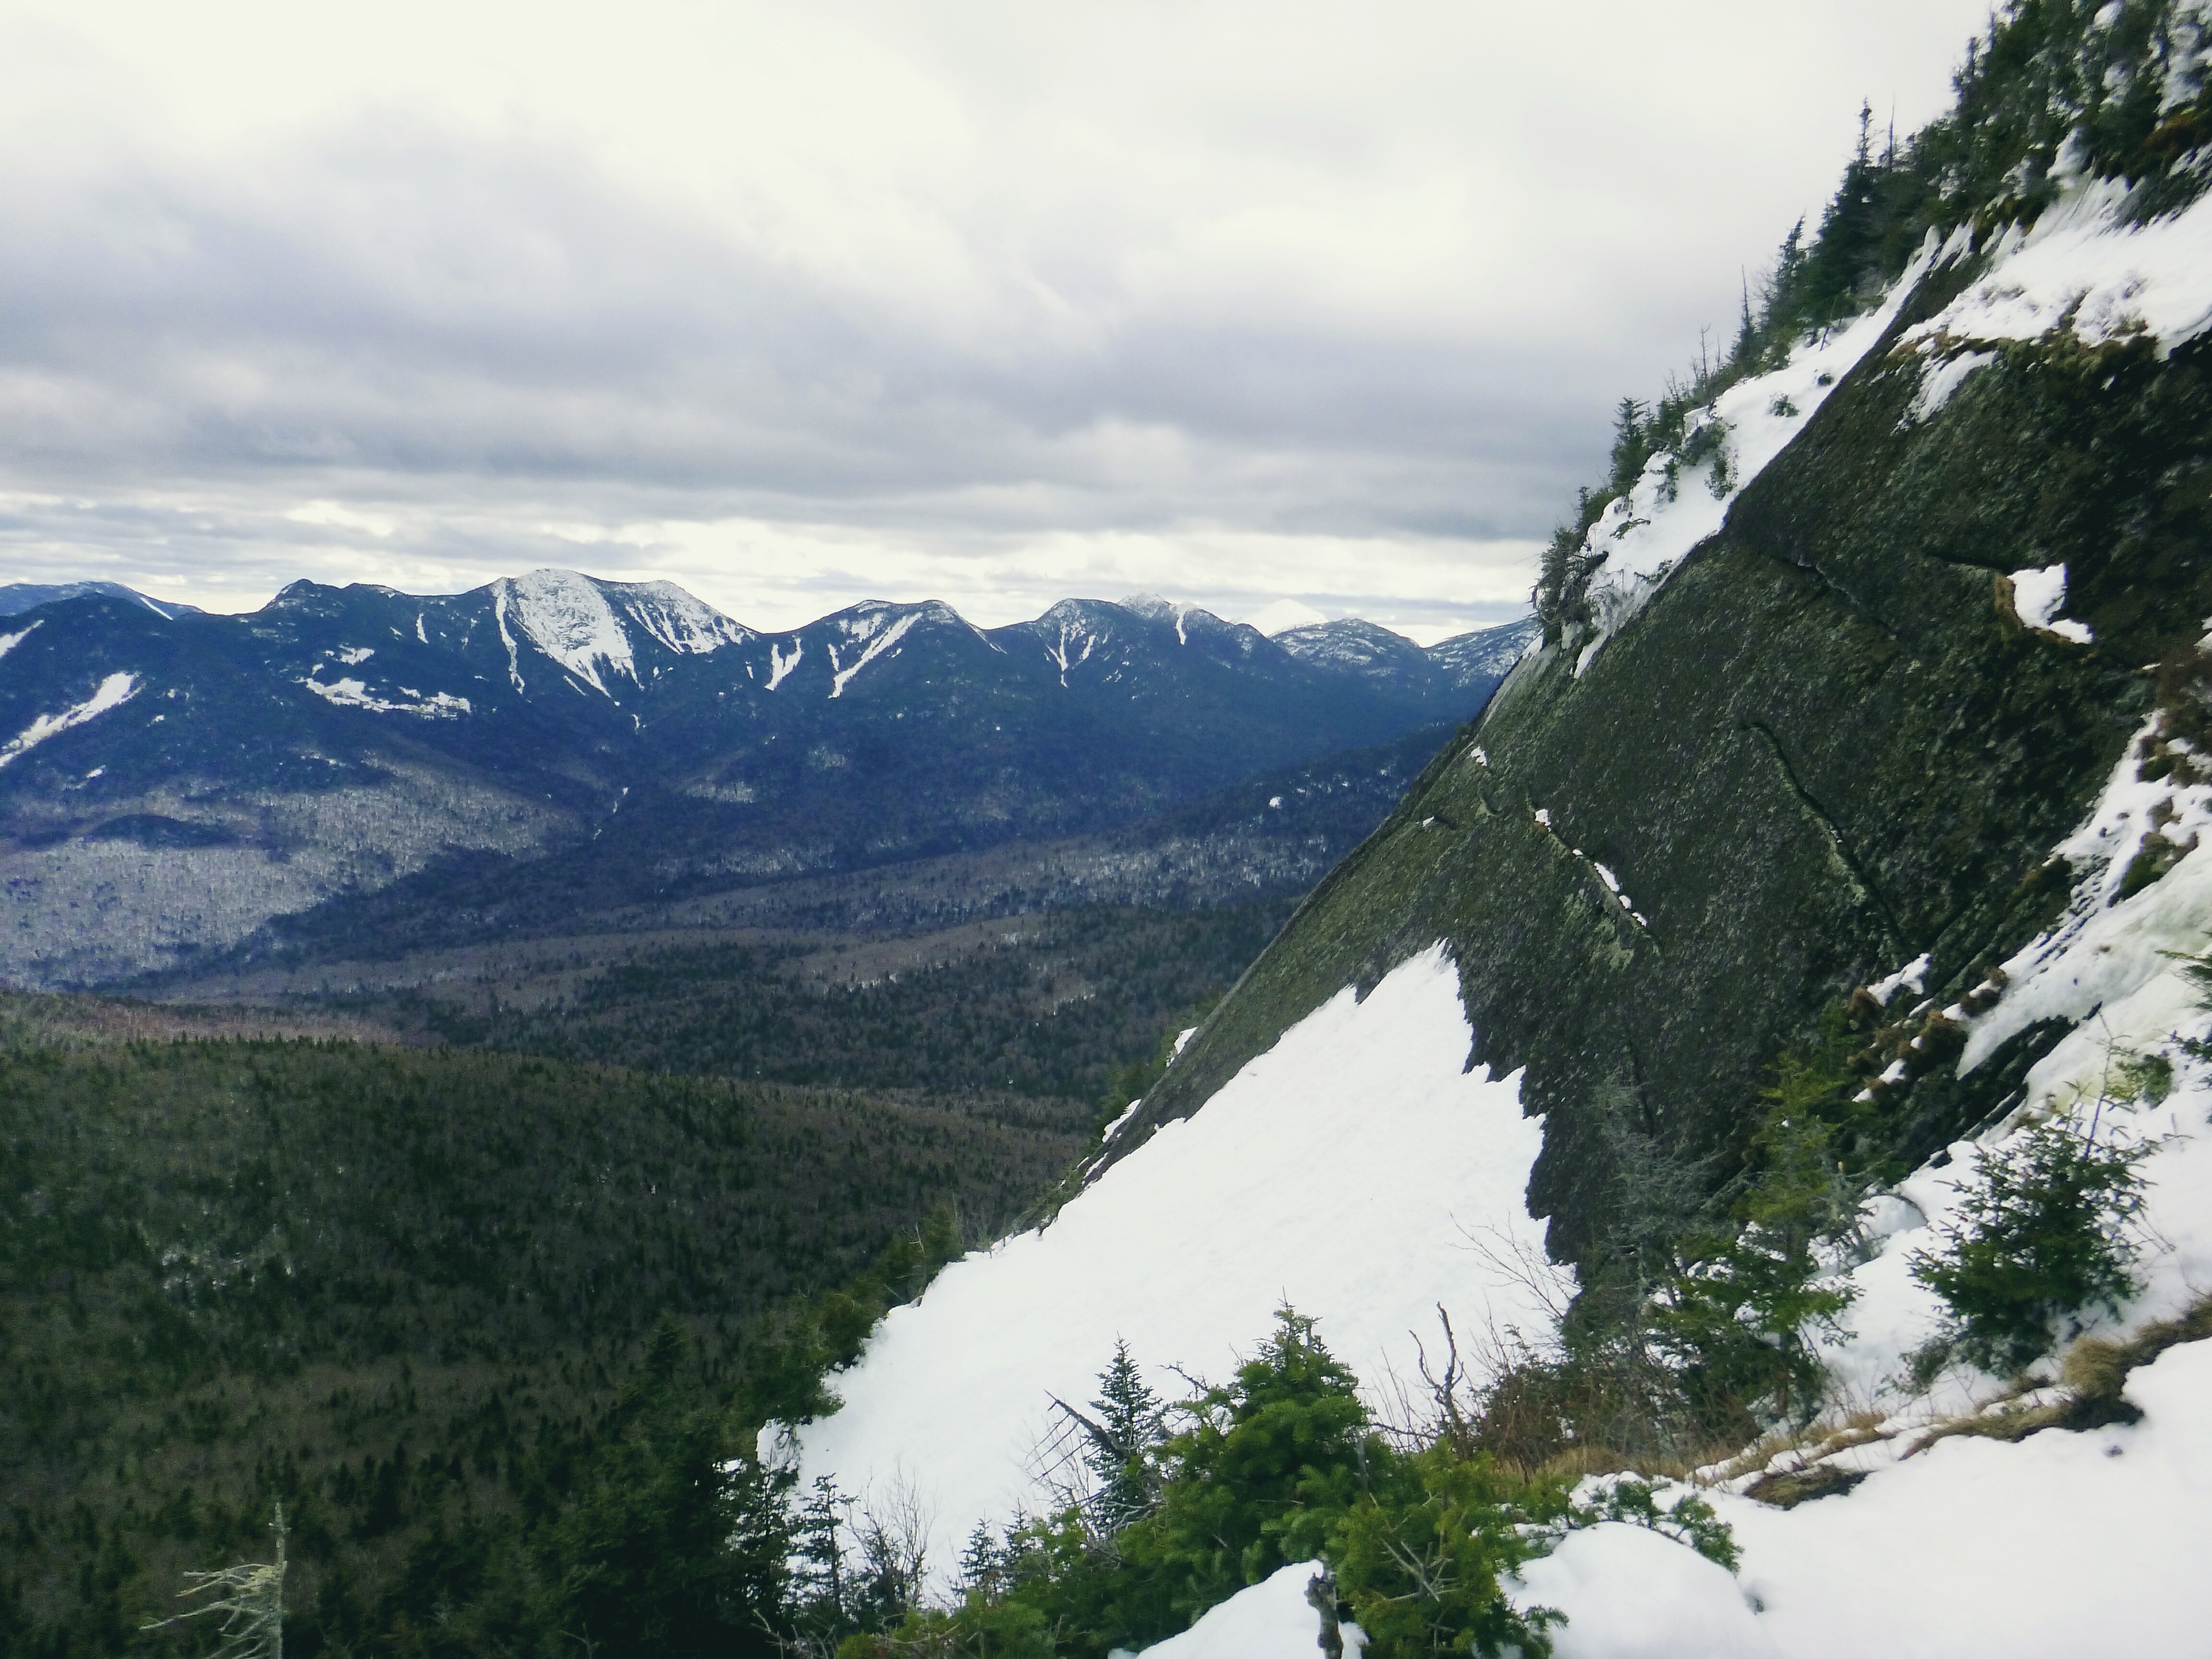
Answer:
[1898,172,2212,361]
[0,671,140,769]
[2008,562,2093,644]
[1569,232,1947,679]
[1960,710,2212,1078]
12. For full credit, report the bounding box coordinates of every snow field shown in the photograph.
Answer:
[1120,1560,1362,1659]
[1708,1339,2212,1658]
[1127,1066,2212,1659]
[776,945,1556,1589]
[1511,1523,1775,1659]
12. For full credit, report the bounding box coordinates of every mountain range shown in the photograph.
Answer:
[0,573,1532,985]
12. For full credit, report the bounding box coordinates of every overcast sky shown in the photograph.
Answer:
[0,0,1991,641]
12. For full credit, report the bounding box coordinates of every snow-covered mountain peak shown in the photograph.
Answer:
[490,570,640,695]
[1272,618,1430,681]
[487,568,751,697]
[1036,597,1127,627]
[603,577,756,657]
[1426,616,1540,690]
[1243,598,1331,637]
[1116,593,1243,646]
[0,581,200,622]
[1118,592,1177,620]
[826,598,970,640]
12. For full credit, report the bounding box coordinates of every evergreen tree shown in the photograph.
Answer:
[1650,1103,1858,1426]
[1085,1340,1167,1529]
[1911,1116,2151,1373]
[1142,1308,1368,1621]
[789,1476,851,1646]
[540,1317,793,1658]
[956,1520,1003,1597]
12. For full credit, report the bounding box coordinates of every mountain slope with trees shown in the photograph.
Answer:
[770,6,2212,1656]
[0,1021,1078,1657]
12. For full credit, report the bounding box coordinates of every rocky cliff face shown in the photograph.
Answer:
[1128,136,2212,1265]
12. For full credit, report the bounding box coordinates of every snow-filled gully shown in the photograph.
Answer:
[774,946,1554,1588]
[0,671,141,769]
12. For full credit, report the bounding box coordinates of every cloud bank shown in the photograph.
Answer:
[0,0,1990,634]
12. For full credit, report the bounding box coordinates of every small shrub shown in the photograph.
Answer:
[2108,1051,2173,1108]
[1329,1446,1568,1659]
[1140,1308,1369,1617]
[1560,1479,1738,1572]
[1910,1117,2151,1374]
[1650,1099,1860,1426]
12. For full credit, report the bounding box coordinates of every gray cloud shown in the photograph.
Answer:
[0,0,1995,630]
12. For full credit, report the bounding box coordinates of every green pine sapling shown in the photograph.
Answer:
[1911,1113,2151,1375]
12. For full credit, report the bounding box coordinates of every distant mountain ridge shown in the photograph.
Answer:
[0,580,202,620]
[0,571,1532,985]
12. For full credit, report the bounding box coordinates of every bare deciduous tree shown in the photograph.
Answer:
[142,1502,288,1659]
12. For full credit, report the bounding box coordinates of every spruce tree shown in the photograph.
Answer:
[1148,1309,1368,1617]
[957,1519,1003,1595]
[1085,1339,1167,1529]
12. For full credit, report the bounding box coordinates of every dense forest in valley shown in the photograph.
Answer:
[373,903,1289,1117]
[0,1023,1079,1656]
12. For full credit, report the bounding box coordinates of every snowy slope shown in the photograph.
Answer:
[775,946,1555,1586]
[1115,986,2212,1659]
[0,672,141,769]
[489,568,754,695]
[1107,776,2212,1657]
